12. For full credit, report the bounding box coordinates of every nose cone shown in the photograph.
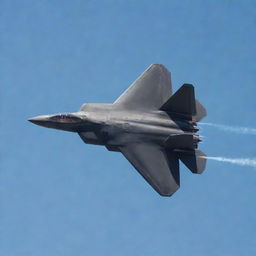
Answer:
[28,115,50,127]
[28,112,86,132]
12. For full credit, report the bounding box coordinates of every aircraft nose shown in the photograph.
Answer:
[28,113,84,131]
[28,115,49,126]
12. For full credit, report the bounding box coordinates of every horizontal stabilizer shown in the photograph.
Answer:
[175,149,206,174]
[165,134,194,150]
[160,84,196,119]
[193,100,207,122]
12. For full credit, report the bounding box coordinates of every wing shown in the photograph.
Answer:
[114,64,172,110]
[119,143,180,196]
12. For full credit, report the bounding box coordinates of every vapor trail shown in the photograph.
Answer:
[201,156,256,168]
[199,122,256,135]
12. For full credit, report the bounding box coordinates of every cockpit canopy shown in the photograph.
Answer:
[49,114,83,123]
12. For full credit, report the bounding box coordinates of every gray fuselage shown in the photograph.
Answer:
[28,63,206,197]
[78,103,196,149]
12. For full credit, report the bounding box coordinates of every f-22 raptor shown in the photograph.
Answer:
[29,64,207,197]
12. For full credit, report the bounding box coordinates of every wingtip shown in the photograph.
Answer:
[156,183,180,197]
[182,83,194,89]
[150,63,168,70]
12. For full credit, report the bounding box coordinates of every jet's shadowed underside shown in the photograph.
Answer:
[29,64,207,196]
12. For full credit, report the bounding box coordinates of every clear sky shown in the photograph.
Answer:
[1,1,256,255]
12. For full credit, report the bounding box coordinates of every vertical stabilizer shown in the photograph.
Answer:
[160,84,196,119]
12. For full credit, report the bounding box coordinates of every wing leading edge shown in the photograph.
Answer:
[119,143,180,196]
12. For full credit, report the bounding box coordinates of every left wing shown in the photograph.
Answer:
[119,143,180,196]
[114,64,172,110]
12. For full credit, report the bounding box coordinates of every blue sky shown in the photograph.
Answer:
[1,0,256,255]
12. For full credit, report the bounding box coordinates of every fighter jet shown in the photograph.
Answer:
[29,64,207,197]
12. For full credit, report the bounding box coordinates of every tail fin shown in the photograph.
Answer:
[160,84,207,121]
[160,84,196,120]
[175,149,207,174]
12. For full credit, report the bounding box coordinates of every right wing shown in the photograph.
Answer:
[119,143,180,196]
[114,64,172,110]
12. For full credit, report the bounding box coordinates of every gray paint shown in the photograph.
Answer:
[28,64,207,197]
